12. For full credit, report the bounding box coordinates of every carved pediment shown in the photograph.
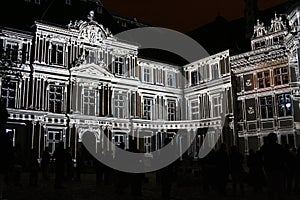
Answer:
[71,63,113,78]
[68,11,113,45]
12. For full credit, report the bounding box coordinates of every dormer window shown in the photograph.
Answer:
[114,56,124,75]
[85,49,96,64]
[1,41,19,62]
[65,0,71,5]
[51,43,64,65]
[143,67,151,83]
[167,72,175,87]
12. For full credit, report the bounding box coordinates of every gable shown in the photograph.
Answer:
[71,63,113,79]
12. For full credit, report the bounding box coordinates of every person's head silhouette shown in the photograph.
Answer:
[267,132,277,144]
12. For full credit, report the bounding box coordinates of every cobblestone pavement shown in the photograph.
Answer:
[3,172,300,200]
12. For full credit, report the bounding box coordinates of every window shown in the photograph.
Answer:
[191,70,198,86]
[167,72,175,87]
[167,100,176,121]
[191,100,199,120]
[144,136,151,154]
[51,43,64,65]
[257,70,270,88]
[144,67,151,83]
[47,130,63,154]
[277,93,292,117]
[211,63,219,80]
[114,93,125,118]
[156,69,163,85]
[143,98,152,120]
[85,49,96,64]
[260,96,273,119]
[274,67,289,86]
[114,56,124,75]
[213,96,222,117]
[49,85,63,113]
[1,81,16,108]
[83,88,95,116]
[3,41,18,62]
[65,0,71,5]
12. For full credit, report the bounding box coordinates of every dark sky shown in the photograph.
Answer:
[101,0,288,33]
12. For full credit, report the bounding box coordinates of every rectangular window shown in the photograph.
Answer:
[47,129,63,154]
[85,49,96,64]
[114,93,125,118]
[156,69,163,85]
[144,67,151,83]
[83,88,95,116]
[65,0,71,5]
[257,71,270,88]
[213,96,222,117]
[191,100,199,120]
[144,136,151,154]
[260,96,273,119]
[191,70,198,86]
[277,93,292,117]
[143,98,152,120]
[274,67,289,86]
[49,85,63,113]
[1,80,17,108]
[4,41,18,62]
[167,100,176,121]
[167,72,175,87]
[114,57,124,75]
[51,43,64,65]
[211,63,219,80]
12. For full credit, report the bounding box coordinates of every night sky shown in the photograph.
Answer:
[101,0,288,33]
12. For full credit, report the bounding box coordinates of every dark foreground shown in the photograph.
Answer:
[2,171,300,200]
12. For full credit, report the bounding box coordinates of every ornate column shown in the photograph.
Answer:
[31,121,36,149]
[187,129,191,156]
[38,121,42,159]
[110,87,114,117]
[244,136,249,155]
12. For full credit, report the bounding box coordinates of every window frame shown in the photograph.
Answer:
[49,85,64,113]
[167,100,176,121]
[114,92,125,118]
[143,98,152,120]
[260,96,273,119]
[83,87,95,116]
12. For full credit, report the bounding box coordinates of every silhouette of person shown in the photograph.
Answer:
[129,143,143,199]
[0,99,13,199]
[114,142,128,194]
[215,143,229,196]
[12,145,23,187]
[159,138,177,200]
[65,147,73,180]
[284,145,297,194]
[201,149,217,193]
[41,147,51,180]
[29,148,39,186]
[75,151,83,182]
[229,145,244,195]
[261,133,286,200]
[295,147,300,194]
[247,149,265,192]
[53,142,65,188]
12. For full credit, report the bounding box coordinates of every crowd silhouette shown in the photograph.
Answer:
[1,95,300,200]
[0,134,299,199]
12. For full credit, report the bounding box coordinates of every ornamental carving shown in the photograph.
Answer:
[247,107,255,115]
[245,79,252,87]
[67,11,113,45]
